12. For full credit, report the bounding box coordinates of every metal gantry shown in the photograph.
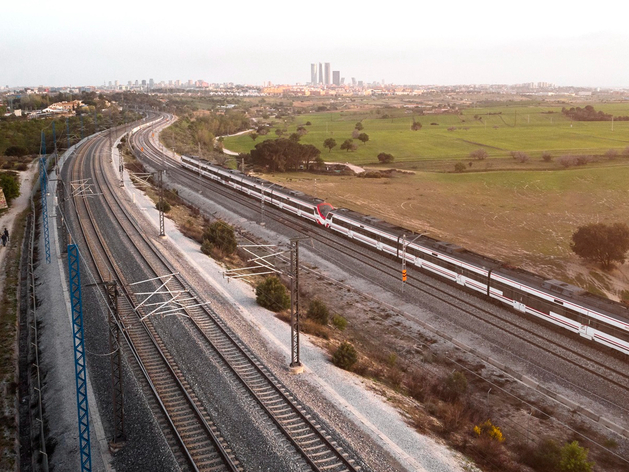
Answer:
[68,244,92,472]
[289,238,311,373]
[105,281,125,447]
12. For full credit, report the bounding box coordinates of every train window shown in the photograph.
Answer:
[554,299,563,305]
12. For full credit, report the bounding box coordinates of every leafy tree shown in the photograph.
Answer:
[250,138,320,172]
[255,276,290,312]
[542,151,553,162]
[357,133,369,145]
[351,128,360,139]
[469,148,488,160]
[203,220,237,255]
[250,132,258,141]
[289,133,301,142]
[354,122,364,131]
[0,172,20,204]
[377,152,394,164]
[340,139,354,152]
[306,299,329,324]
[332,341,358,370]
[275,128,284,137]
[296,126,308,136]
[559,441,593,472]
[323,138,337,153]
[571,222,629,269]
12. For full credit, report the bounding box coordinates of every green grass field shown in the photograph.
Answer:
[224,103,629,169]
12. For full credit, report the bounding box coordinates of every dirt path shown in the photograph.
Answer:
[0,161,38,280]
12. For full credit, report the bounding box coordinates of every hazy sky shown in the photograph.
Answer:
[3,1,629,88]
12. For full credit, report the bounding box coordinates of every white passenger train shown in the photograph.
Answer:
[181,155,629,356]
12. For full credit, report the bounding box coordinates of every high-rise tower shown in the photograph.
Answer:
[318,63,323,84]
[324,63,331,85]
[311,64,317,85]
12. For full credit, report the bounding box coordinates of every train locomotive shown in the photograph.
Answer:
[181,155,629,356]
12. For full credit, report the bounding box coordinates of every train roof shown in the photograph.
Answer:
[330,207,408,235]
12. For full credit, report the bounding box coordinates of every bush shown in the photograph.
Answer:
[4,145,28,157]
[306,299,329,325]
[605,149,618,160]
[377,152,394,164]
[332,341,358,370]
[441,371,468,402]
[542,151,553,162]
[520,438,561,472]
[203,220,237,255]
[469,148,488,160]
[200,239,213,255]
[332,314,347,330]
[155,200,171,213]
[473,419,505,442]
[559,155,577,168]
[559,441,594,472]
[454,162,466,173]
[511,151,530,163]
[255,276,290,312]
[0,172,20,204]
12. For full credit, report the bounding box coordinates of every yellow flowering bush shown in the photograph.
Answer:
[473,420,505,442]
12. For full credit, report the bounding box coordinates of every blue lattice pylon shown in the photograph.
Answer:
[68,244,92,471]
[39,157,51,264]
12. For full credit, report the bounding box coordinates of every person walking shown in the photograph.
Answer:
[1,232,6,247]
[3,228,8,243]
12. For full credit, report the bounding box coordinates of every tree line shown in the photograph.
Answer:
[561,105,629,122]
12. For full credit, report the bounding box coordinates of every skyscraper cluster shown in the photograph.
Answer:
[310,63,341,86]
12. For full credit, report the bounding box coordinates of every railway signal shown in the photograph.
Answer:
[402,269,407,282]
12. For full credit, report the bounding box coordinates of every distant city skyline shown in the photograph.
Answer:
[2,1,629,88]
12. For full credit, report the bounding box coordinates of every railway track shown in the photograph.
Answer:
[69,135,242,472]
[131,117,629,423]
[70,121,365,471]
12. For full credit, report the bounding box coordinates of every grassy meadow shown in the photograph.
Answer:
[224,103,629,170]
[221,102,629,301]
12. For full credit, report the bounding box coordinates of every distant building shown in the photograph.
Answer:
[318,63,323,84]
[351,77,356,86]
[324,63,331,85]
[333,71,340,86]
[310,64,317,84]
[149,78,154,88]
[141,79,147,86]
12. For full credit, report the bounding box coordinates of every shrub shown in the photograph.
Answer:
[155,200,171,213]
[306,299,329,325]
[469,148,488,160]
[4,145,28,157]
[447,126,457,131]
[332,315,347,330]
[605,149,618,160]
[377,152,394,164]
[559,155,577,168]
[542,151,553,162]
[454,162,466,173]
[441,371,468,402]
[473,419,505,443]
[200,239,213,255]
[255,276,290,312]
[332,341,358,370]
[0,172,20,204]
[519,438,561,471]
[203,220,237,254]
[559,441,594,472]
[576,155,592,165]
[511,151,530,163]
